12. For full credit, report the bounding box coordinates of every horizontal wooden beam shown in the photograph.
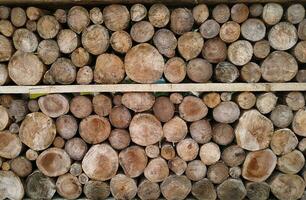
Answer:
[0,83,306,94]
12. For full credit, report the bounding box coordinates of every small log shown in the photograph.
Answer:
[213,101,240,123]
[249,4,263,17]
[9,99,28,122]
[277,150,305,174]
[235,91,256,109]
[190,119,212,144]
[67,6,89,34]
[270,105,293,128]
[70,95,92,119]
[242,149,277,182]
[221,92,233,102]
[13,28,38,52]
[170,8,194,35]
[212,123,234,146]
[76,66,93,84]
[202,37,227,64]
[262,3,283,25]
[69,162,82,176]
[103,4,130,31]
[0,20,15,37]
[56,115,78,139]
[82,25,109,55]
[94,54,125,84]
[78,173,89,185]
[153,29,177,58]
[27,99,39,112]
[246,182,270,200]
[231,3,249,23]
[109,129,130,150]
[294,41,306,63]
[0,6,10,19]
[192,4,209,24]
[122,92,155,112]
[137,179,160,200]
[297,70,306,82]
[298,138,306,154]
[0,105,9,130]
[222,145,246,167]
[53,136,65,148]
[256,92,278,114]
[84,181,110,200]
[200,142,221,165]
[119,145,147,178]
[37,15,60,39]
[170,93,183,104]
[217,179,246,200]
[178,32,204,61]
[90,7,103,24]
[168,156,187,175]
[144,157,169,182]
[38,94,69,118]
[110,174,137,200]
[292,108,306,136]
[228,40,253,66]
[199,19,220,39]
[161,175,191,200]
[268,22,298,51]
[19,112,56,151]
[212,4,230,23]
[10,7,26,27]
[241,19,266,42]
[0,171,24,200]
[50,58,76,84]
[71,47,91,68]
[56,174,82,199]
[130,21,154,43]
[112,95,122,108]
[0,94,13,108]
[215,61,239,83]
[1,162,10,171]
[130,4,147,22]
[229,166,241,179]
[9,123,19,134]
[57,29,79,54]
[187,58,213,83]
[26,171,55,199]
[176,138,199,161]
[286,4,305,24]
[92,94,112,117]
[65,137,88,160]
[26,149,38,161]
[145,144,160,158]
[203,92,221,108]
[25,20,37,31]
[37,39,60,65]
[207,161,229,184]
[0,35,13,62]
[185,160,207,181]
[161,143,176,160]
[109,105,131,128]
[241,62,261,83]
[129,113,163,146]
[0,131,21,159]
[164,57,186,83]
[253,40,270,59]
[54,9,67,23]
[192,178,216,200]
[125,43,164,83]
[153,97,174,122]
[270,174,305,200]
[220,21,240,43]
[179,96,208,122]
[110,31,132,53]
[298,19,306,40]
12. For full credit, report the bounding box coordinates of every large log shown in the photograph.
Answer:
[109,105,131,128]
[89,7,103,24]
[67,6,90,34]
[37,15,60,39]
[164,57,186,83]
[153,96,174,122]
[0,170,24,200]
[71,47,91,68]
[187,58,213,83]
[270,105,293,128]
[176,138,199,161]
[268,22,297,51]
[57,29,79,54]
[11,7,26,27]
[212,4,230,23]
[148,4,169,28]
[13,28,38,52]
[70,95,92,119]
[222,145,246,167]
[202,37,227,64]
[213,101,240,123]
[130,21,154,43]
[200,142,221,165]
[262,3,283,25]
[246,182,270,200]
[37,40,60,65]
[212,123,234,146]
[110,30,132,53]
[207,161,229,184]
[170,8,194,35]
[231,3,249,23]
[178,32,204,61]
[56,114,78,139]
[200,19,220,39]
[160,175,191,200]
[277,150,305,174]
[270,128,298,156]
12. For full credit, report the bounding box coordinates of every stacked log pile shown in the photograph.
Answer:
[0,91,306,200]
[0,3,306,85]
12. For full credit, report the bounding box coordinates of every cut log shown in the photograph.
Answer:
[110,174,137,200]
[298,19,306,40]
[222,145,246,167]
[0,131,21,159]
[168,156,187,175]
[207,161,229,184]
[298,138,306,154]
[37,15,60,39]
[113,95,122,106]
[221,92,233,101]
[50,58,76,84]
[292,108,306,136]
[0,105,9,131]
[170,8,194,35]
[202,93,221,109]
[242,149,277,182]
[200,142,221,165]
[161,143,176,160]
[110,31,132,53]
[192,178,216,200]
[231,3,249,23]
[277,150,305,174]
[235,92,256,109]
[192,4,209,24]
[145,144,160,158]
[153,28,177,58]
[241,62,261,83]
[0,6,10,19]
[26,171,56,199]
[170,93,183,104]
[268,22,297,51]
[178,32,204,61]
[219,21,240,43]
[9,99,28,122]
[90,7,103,24]
[246,182,270,200]
[217,179,246,200]
[109,105,131,128]
[56,173,82,199]
[78,173,89,185]
[262,3,283,25]
[199,19,220,39]
[9,123,19,134]
[213,101,240,123]
[286,4,305,24]
[270,173,305,200]
[271,128,298,156]
[160,175,191,200]
[57,29,79,54]
[82,25,109,55]
[293,41,306,63]
[129,113,163,146]
[228,40,253,66]
[179,96,208,122]
[125,43,164,83]
[190,119,212,144]
[84,181,110,200]
[164,57,186,83]
[37,39,60,65]
[296,70,306,82]
[270,105,293,128]
[1,161,10,171]
[0,171,24,200]
[0,20,15,37]
[70,95,92,119]
[229,166,241,179]
[130,21,154,43]
[119,145,148,178]
[69,162,82,176]
[27,99,39,112]
[215,61,239,83]
[65,137,88,161]
[212,123,234,146]
[26,6,46,20]
[202,37,227,64]
[71,47,91,68]
[12,28,37,52]
[76,66,93,84]
[253,40,270,59]
[185,160,207,181]
[122,92,155,112]
[187,58,213,83]
[130,4,147,22]
[144,157,169,182]
[10,7,26,27]
[241,19,266,42]
[19,112,56,151]
[109,129,130,150]
[0,95,14,108]
[176,138,199,161]
[25,20,37,31]
[56,115,78,139]
[256,92,278,114]
[137,179,160,200]
[94,54,125,84]
[53,136,65,148]
[212,4,230,23]
[153,97,174,122]
[92,94,112,117]
[26,149,38,161]
[0,35,13,62]
[103,4,130,31]
[249,4,263,17]
[54,9,67,23]
[38,94,69,118]
[67,6,90,34]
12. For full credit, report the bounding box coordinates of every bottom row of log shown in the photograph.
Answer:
[0,91,306,200]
